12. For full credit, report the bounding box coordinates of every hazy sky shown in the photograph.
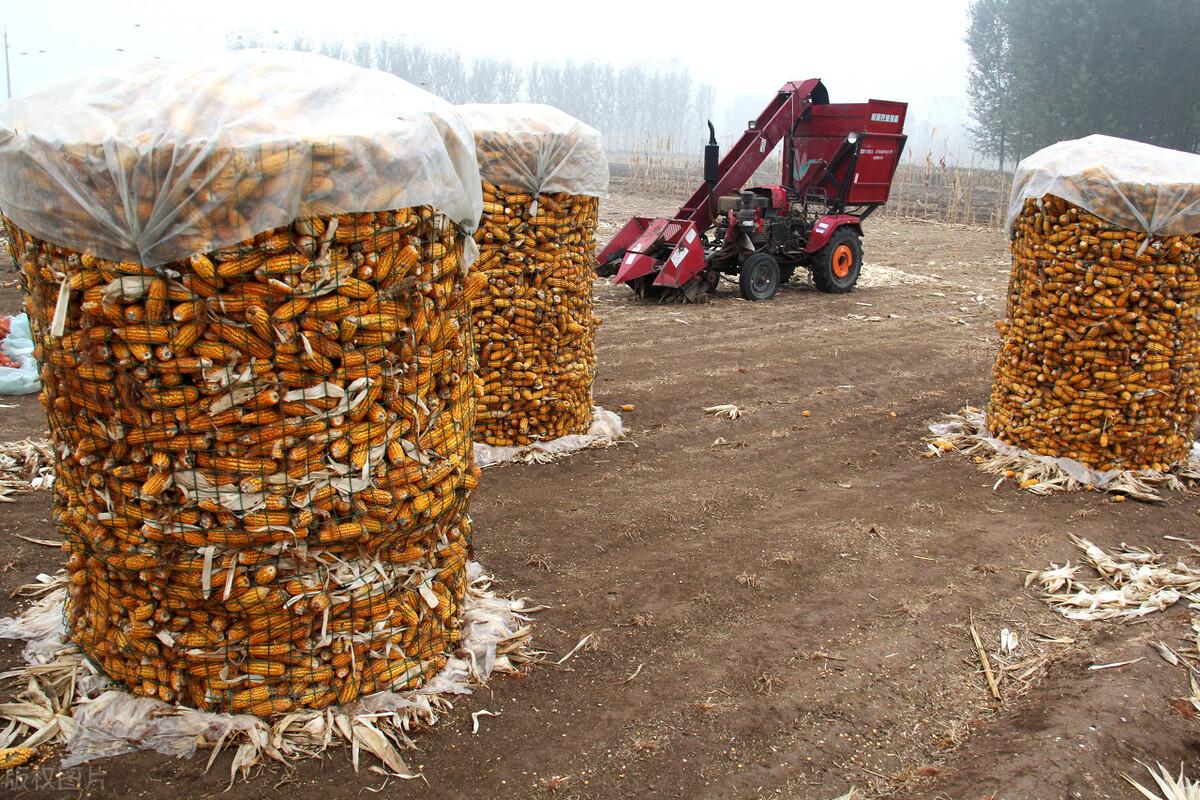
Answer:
[0,0,975,159]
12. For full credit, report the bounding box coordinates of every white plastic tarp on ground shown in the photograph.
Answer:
[0,313,39,395]
[473,406,624,468]
[0,562,534,772]
[929,407,1200,501]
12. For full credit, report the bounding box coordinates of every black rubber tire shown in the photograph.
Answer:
[811,229,863,294]
[738,252,781,301]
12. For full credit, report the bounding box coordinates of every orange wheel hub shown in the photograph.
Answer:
[832,244,854,279]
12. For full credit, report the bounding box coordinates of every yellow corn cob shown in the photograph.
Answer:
[189,253,217,279]
[8,205,477,719]
[989,194,1200,472]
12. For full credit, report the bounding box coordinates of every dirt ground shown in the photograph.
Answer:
[1,192,1198,799]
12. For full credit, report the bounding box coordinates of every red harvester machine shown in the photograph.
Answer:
[597,80,907,301]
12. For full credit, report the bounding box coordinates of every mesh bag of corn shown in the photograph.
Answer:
[981,135,1200,487]
[0,50,491,715]
[457,104,609,449]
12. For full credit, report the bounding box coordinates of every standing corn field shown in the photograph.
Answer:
[458,104,608,448]
[0,51,489,715]
[988,135,1200,475]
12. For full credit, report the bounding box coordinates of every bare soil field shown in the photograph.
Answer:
[1,191,1198,799]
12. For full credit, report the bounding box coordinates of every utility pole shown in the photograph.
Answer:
[3,29,10,99]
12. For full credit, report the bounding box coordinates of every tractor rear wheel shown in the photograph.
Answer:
[811,229,862,293]
[738,252,781,301]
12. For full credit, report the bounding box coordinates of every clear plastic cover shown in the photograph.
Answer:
[0,313,40,395]
[1007,134,1200,236]
[0,49,483,267]
[458,103,608,198]
[473,406,624,468]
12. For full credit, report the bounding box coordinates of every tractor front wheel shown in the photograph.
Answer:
[738,252,781,301]
[811,229,863,293]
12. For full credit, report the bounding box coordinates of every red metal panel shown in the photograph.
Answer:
[652,221,707,288]
[611,218,673,282]
[799,100,906,137]
[803,214,863,253]
[614,252,660,283]
[628,218,671,254]
[597,216,652,264]
[848,133,905,204]
[790,98,907,205]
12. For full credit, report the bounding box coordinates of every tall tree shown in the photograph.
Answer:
[965,0,1015,171]
[227,33,716,152]
[468,58,522,104]
[966,0,1200,162]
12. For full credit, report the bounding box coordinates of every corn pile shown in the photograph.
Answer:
[0,51,488,716]
[5,209,485,714]
[462,105,607,448]
[988,193,1200,471]
[472,182,598,446]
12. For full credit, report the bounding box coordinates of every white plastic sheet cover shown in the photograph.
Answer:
[0,49,483,267]
[1007,133,1200,236]
[0,313,40,395]
[458,103,609,199]
[473,406,624,468]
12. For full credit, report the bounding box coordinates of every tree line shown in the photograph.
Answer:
[966,0,1200,171]
[229,33,715,153]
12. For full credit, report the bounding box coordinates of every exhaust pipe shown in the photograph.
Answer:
[704,120,719,185]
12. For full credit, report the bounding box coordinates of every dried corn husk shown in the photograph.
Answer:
[5,205,480,715]
[927,407,1200,501]
[988,194,1200,472]
[461,105,607,447]
[0,563,537,778]
[1025,534,1200,621]
[1123,761,1200,800]
[0,437,54,500]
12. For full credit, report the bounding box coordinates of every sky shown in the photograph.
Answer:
[0,0,976,161]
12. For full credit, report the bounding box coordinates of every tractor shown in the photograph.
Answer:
[597,79,907,301]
